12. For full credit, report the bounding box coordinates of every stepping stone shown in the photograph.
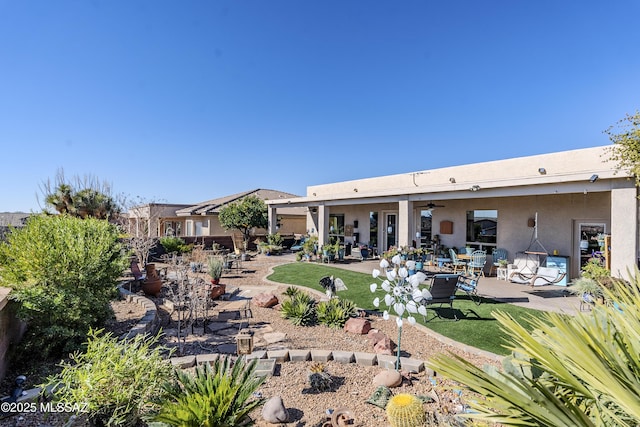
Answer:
[332,351,355,364]
[170,355,196,369]
[217,343,237,354]
[289,350,311,362]
[354,352,377,367]
[208,323,236,333]
[263,332,287,344]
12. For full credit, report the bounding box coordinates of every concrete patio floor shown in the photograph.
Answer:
[315,255,582,316]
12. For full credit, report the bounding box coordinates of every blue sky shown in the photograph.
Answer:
[1,1,639,212]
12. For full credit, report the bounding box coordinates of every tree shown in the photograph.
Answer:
[0,214,127,360]
[39,169,122,220]
[604,111,640,188]
[218,195,268,250]
[427,274,640,426]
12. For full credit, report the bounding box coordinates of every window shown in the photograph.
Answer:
[369,211,378,248]
[329,214,345,243]
[466,210,497,249]
[419,210,432,246]
[186,220,194,237]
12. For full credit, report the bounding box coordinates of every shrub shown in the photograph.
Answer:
[0,214,127,359]
[153,356,266,426]
[44,330,175,426]
[316,298,357,329]
[280,292,316,326]
[159,236,189,254]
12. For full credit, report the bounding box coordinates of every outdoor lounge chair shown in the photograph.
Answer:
[510,266,566,287]
[421,273,460,321]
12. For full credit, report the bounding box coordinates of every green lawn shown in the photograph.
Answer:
[267,263,553,356]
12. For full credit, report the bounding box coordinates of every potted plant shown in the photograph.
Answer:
[208,256,224,285]
[569,276,604,309]
[207,256,226,299]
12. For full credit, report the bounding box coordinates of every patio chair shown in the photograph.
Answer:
[456,273,482,305]
[448,249,467,273]
[130,260,146,283]
[489,248,508,276]
[466,250,487,277]
[290,234,305,252]
[421,273,460,321]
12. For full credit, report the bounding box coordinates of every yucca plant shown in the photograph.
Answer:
[280,292,316,326]
[428,268,640,426]
[153,356,266,426]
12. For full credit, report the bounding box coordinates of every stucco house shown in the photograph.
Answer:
[265,145,637,281]
[0,212,31,241]
[128,189,306,250]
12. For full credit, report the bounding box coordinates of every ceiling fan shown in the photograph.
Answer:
[426,202,445,211]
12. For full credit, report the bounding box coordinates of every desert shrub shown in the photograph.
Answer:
[280,292,316,326]
[316,298,357,329]
[284,285,301,298]
[159,236,189,254]
[0,214,127,359]
[153,356,266,426]
[44,330,174,427]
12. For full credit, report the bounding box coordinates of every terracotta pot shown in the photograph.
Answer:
[210,278,220,285]
[210,283,226,300]
[142,263,163,297]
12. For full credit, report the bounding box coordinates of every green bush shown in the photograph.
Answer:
[153,356,266,426]
[0,214,127,359]
[159,236,189,254]
[44,330,175,427]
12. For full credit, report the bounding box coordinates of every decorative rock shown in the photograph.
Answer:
[263,332,287,344]
[373,369,403,388]
[368,330,387,346]
[344,318,371,334]
[262,395,289,424]
[253,293,279,308]
[373,336,395,355]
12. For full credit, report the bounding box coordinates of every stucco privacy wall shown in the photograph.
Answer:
[0,288,26,381]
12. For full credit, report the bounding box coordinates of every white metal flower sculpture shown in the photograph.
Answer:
[370,255,432,370]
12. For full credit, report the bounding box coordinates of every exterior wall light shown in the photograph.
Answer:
[538,168,546,174]
[470,185,480,192]
[589,174,599,183]
[449,177,456,183]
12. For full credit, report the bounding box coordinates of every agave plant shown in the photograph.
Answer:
[428,268,640,426]
[280,292,316,326]
[153,356,266,426]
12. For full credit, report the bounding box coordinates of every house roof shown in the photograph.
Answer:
[175,189,303,216]
[0,212,31,227]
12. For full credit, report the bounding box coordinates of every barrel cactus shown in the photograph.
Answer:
[386,393,426,427]
[307,362,333,391]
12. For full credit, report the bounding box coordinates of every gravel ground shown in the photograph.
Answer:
[3,254,502,426]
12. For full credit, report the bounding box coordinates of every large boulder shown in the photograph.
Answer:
[344,318,371,334]
[262,395,289,424]
[253,293,279,308]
